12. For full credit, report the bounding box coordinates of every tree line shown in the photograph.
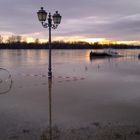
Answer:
[0,35,140,49]
[0,35,40,44]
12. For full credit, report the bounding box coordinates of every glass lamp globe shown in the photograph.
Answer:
[37,7,47,22]
[52,11,62,25]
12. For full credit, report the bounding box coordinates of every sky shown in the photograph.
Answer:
[0,0,140,44]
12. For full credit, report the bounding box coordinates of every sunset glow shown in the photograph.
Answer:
[0,33,138,45]
[0,0,139,45]
[81,38,107,44]
[25,36,140,45]
[26,37,35,43]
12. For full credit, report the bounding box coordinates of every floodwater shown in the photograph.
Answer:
[0,49,140,139]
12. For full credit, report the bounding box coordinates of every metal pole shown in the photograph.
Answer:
[48,13,52,79]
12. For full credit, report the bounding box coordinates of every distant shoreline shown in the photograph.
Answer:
[0,42,140,49]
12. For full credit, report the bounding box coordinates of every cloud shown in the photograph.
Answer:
[0,0,140,42]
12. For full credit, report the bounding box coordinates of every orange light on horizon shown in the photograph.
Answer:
[1,32,140,45]
[81,38,140,45]
[80,38,118,45]
[26,37,35,43]
[22,37,140,45]
[117,40,140,45]
[81,38,107,43]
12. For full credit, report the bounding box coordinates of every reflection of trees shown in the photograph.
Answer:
[0,68,13,95]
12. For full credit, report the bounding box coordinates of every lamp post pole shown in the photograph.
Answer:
[37,7,62,79]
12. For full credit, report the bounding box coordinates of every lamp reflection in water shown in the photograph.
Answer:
[41,78,53,140]
[48,78,52,140]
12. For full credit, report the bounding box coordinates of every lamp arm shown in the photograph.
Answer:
[41,22,58,29]
[42,22,49,28]
[51,24,58,29]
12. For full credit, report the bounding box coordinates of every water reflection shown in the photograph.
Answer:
[138,54,140,60]
[89,50,139,64]
[0,49,140,139]
[41,78,53,140]
[48,78,52,140]
[89,56,111,63]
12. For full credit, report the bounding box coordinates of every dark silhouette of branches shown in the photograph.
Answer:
[6,35,22,43]
[0,35,140,49]
[0,35,3,43]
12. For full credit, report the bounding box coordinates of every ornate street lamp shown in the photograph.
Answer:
[37,7,62,79]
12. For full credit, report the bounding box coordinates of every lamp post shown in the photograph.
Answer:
[37,7,62,79]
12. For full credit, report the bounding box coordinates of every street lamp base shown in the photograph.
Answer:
[48,71,52,79]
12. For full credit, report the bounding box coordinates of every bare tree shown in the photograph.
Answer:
[6,35,15,43]
[0,35,3,43]
[35,38,40,44]
[6,35,22,43]
[16,35,22,43]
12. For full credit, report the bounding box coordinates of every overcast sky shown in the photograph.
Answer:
[0,0,140,42]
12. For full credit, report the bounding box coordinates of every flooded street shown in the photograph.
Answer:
[0,49,140,139]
